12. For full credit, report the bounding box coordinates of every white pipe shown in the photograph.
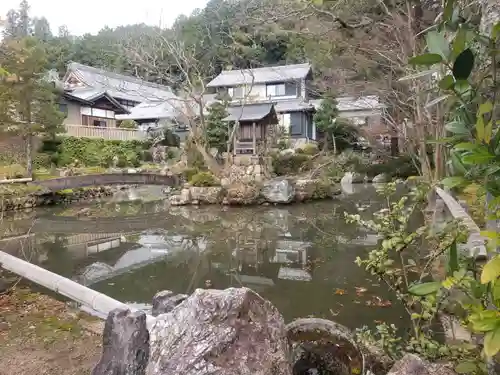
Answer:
[0,178,32,184]
[0,250,155,328]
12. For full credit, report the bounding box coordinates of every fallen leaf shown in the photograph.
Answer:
[355,287,367,296]
[329,309,340,316]
[335,288,347,295]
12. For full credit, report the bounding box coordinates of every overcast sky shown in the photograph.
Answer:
[0,0,209,35]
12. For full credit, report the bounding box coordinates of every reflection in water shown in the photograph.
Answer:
[0,185,410,329]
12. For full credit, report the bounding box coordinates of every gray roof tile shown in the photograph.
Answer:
[224,103,275,122]
[67,62,177,103]
[207,63,312,87]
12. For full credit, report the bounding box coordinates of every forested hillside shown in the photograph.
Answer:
[1,0,446,96]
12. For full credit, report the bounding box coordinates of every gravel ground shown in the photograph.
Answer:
[0,288,103,375]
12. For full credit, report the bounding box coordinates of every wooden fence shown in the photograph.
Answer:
[64,124,145,141]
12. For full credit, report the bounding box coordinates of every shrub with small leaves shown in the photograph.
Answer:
[272,153,311,176]
[189,171,220,187]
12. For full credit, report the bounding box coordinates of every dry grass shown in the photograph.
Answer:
[0,288,102,375]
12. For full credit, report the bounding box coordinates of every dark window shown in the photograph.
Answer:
[285,82,298,96]
[290,112,303,135]
[93,119,107,127]
[58,103,68,117]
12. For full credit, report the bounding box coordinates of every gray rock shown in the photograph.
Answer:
[261,178,295,204]
[92,308,150,375]
[169,188,191,206]
[147,287,291,375]
[387,354,457,375]
[189,186,224,204]
[151,290,187,317]
[372,174,388,183]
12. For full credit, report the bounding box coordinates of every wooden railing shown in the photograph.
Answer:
[234,141,255,155]
[64,124,145,141]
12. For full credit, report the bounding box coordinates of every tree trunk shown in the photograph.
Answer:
[25,134,33,177]
[332,134,337,155]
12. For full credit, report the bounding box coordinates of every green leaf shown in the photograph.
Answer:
[461,152,494,164]
[481,255,500,284]
[426,31,450,60]
[454,142,478,151]
[438,75,455,90]
[453,48,474,80]
[408,281,441,296]
[479,101,493,115]
[476,116,485,142]
[442,176,466,188]
[450,151,467,175]
[485,121,493,144]
[455,361,478,374]
[492,280,500,307]
[492,21,500,40]
[484,325,500,357]
[452,27,467,57]
[443,0,456,22]
[471,316,500,332]
[445,120,469,135]
[409,53,443,66]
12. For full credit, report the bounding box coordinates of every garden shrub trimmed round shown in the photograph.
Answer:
[189,171,220,187]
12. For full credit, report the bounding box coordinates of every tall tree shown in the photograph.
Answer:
[206,97,230,157]
[3,9,20,39]
[17,0,31,37]
[0,37,64,175]
[33,17,52,41]
[313,95,359,154]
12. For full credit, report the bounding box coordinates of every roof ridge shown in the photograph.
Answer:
[68,61,173,92]
[219,62,311,74]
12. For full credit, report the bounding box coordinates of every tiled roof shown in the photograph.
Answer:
[65,88,130,114]
[66,62,177,103]
[274,98,314,112]
[116,100,181,121]
[207,63,312,87]
[224,103,276,122]
[311,96,385,112]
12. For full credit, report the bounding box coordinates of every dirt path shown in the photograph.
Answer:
[0,289,103,375]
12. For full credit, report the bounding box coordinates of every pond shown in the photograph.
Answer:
[0,185,409,331]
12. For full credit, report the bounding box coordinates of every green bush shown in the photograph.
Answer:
[272,153,312,176]
[357,155,419,179]
[182,167,200,182]
[189,171,220,187]
[119,120,138,129]
[296,143,319,156]
[161,128,181,147]
[37,137,149,168]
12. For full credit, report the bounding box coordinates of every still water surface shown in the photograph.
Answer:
[1,185,408,330]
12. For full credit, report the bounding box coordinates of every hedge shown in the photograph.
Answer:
[36,137,150,168]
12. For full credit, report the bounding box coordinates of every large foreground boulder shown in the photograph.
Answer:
[92,309,150,375]
[261,178,295,204]
[147,287,291,375]
[151,290,188,317]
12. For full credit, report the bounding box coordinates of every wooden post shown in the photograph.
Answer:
[252,121,256,155]
[233,121,239,156]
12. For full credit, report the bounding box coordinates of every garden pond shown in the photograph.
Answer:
[0,184,412,331]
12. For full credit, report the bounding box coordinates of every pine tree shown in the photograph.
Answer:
[206,98,229,156]
[0,37,64,175]
[313,94,359,154]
